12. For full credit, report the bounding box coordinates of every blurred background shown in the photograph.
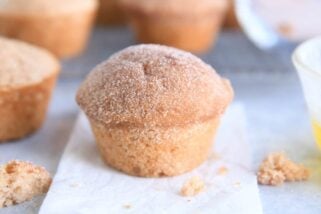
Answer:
[1,0,321,213]
[59,0,321,79]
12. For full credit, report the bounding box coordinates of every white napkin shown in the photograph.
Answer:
[39,104,263,214]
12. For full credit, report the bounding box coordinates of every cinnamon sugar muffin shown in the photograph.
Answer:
[0,37,60,141]
[97,0,126,25]
[120,0,228,53]
[76,44,233,177]
[0,0,98,58]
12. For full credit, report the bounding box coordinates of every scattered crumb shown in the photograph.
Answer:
[233,182,241,188]
[123,204,132,209]
[180,176,205,197]
[217,166,228,176]
[257,153,310,186]
[69,182,81,188]
[0,160,52,208]
[277,23,293,37]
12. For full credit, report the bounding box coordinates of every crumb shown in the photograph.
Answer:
[233,182,241,188]
[69,182,80,188]
[277,23,293,37]
[123,204,132,209]
[217,166,228,175]
[257,153,310,186]
[0,160,52,208]
[180,176,205,197]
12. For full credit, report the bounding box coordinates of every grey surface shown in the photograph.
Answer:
[0,28,320,214]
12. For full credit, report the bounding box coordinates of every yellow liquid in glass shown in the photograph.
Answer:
[312,120,321,150]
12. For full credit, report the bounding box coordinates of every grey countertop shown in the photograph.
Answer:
[1,28,321,214]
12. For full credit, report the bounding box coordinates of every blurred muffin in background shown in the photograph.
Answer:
[0,37,60,141]
[0,0,98,58]
[120,0,228,53]
[97,0,126,25]
[224,0,239,28]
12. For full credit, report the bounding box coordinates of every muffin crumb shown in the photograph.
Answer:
[217,166,228,175]
[180,176,205,197]
[233,181,241,188]
[69,182,81,188]
[257,153,310,186]
[0,160,52,208]
[277,23,293,37]
[123,204,132,209]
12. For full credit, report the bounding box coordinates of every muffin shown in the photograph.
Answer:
[0,0,98,58]
[77,44,233,177]
[119,0,228,53]
[97,0,126,25]
[0,37,60,141]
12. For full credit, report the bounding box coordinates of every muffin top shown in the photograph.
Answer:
[77,44,233,128]
[0,37,60,90]
[0,0,98,15]
[120,0,228,17]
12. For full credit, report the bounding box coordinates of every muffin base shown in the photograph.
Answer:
[0,9,96,58]
[90,118,219,177]
[97,0,126,25]
[0,75,57,142]
[128,13,225,53]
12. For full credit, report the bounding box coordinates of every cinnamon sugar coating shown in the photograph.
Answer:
[77,44,233,128]
[0,0,97,15]
[0,37,59,90]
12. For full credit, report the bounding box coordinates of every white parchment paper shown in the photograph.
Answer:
[39,104,263,214]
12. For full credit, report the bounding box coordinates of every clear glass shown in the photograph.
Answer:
[293,37,321,150]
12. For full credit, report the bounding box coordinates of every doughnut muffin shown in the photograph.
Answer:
[119,0,228,53]
[97,0,126,25]
[0,37,60,141]
[76,44,233,177]
[0,0,98,58]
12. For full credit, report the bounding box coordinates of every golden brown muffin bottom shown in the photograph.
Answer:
[90,118,219,177]
[127,13,225,53]
[0,75,58,142]
[0,9,96,58]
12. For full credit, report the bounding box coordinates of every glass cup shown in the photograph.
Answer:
[293,37,321,150]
